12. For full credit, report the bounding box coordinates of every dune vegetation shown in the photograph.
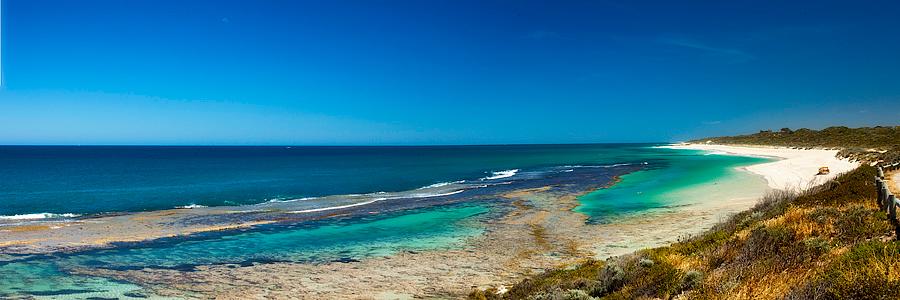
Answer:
[472,165,897,299]
[692,126,900,163]
[472,126,900,300]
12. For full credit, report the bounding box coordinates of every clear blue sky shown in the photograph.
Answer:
[1,0,898,145]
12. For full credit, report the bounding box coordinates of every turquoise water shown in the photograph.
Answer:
[0,204,490,299]
[0,145,775,298]
[576,148,772,223]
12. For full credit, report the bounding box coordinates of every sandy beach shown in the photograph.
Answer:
[663,144,860,190]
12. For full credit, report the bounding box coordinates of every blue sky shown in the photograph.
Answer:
[1,0,899,145]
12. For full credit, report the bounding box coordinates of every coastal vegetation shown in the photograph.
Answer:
[473,126,900,300]
[472,165,897,299]
[691,126,900,163]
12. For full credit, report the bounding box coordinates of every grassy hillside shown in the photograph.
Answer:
[690,126,900,163]
[471,166,898,299]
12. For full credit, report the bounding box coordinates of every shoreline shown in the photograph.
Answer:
[663,143,860,190]
[86,150,776,298]
[0,144,862,298]
[0,164,637,255]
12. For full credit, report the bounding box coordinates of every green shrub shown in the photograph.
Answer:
[818,241,900,299]
[502,260,606,299]
[793,165,876,207]
[682,270,703,290]
[692,126,900,163]
[834,206,891,244]
[802,237,831,256]
[738,225,800,265]
[500,163,898,300]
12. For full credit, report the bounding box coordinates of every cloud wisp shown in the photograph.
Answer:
[524,30,563,40]
[658,37,755,63]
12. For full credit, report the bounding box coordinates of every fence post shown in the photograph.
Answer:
[879,167,885,179]
[878,179,885,207]
[890,194,897,220]
[891,195,900,240]
[882,186,890,211]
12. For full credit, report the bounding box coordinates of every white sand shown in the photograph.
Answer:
[664,144,860,191]
[889,170,900,194]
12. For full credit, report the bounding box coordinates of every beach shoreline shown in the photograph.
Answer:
[662,143,860,190]
[0,144,862,299]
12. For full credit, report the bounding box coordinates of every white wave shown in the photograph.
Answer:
[481,169,519,180]
[0,213,80,220]
[288,190,466,214]
[267,197,317,203]
[406,189,465,198]
[176,204,207,209]
[606,163,633,168]
[563,163,633,168]
[420,180,466,189]
[289,199,384,214]
[704,151,729,156]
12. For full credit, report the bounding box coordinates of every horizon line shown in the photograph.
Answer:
[0,142,675,147]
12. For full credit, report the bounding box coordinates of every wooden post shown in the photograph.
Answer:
[879,167,885,179]
[889,194,897,220]
[890,195,900,240]
[882,186,890,211]
[878,179,884,207]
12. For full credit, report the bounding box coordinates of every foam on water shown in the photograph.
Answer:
[0,213,80,220]
[704,151,729,156]
[175,204,207,209]
[481,169,519,180]
[563,163,634,168]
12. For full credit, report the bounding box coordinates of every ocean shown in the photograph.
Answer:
[0,144,771,298]
[1,144,659,217]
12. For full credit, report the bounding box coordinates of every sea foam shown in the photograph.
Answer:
[288,190,466,214]
[0,213,80,220]
[176,204,207,209]
[481,169,519,180]
[563,163,633,168]
[420,180,466,189]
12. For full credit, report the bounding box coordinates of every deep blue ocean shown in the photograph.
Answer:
[0,144,660,217]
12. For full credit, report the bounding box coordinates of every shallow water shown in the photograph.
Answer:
[0,204,490,298]
[575,148,771,223]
